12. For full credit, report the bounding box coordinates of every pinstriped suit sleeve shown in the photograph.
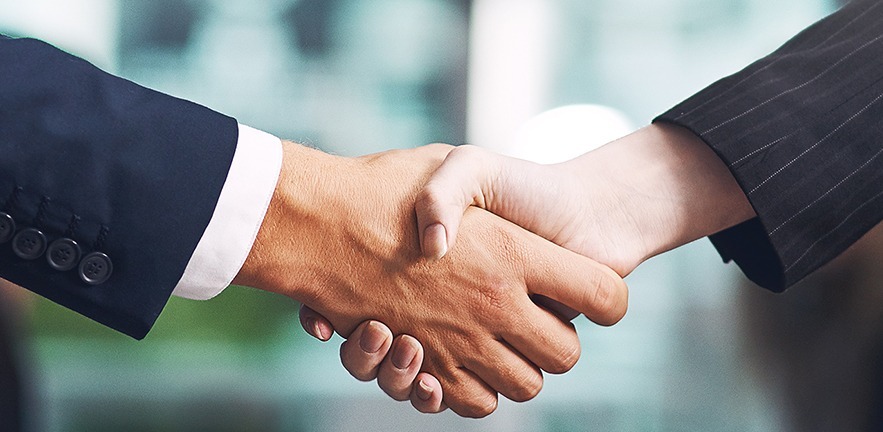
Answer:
[655,0,883,291]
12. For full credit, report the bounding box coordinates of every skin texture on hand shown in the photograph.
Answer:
[302,123,757,413]
[417,123,757,275]
[233,141,628,418]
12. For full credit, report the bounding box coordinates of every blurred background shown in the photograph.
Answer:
[2,0,881,431]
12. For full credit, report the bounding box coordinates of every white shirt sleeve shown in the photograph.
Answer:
[171,124,283,300]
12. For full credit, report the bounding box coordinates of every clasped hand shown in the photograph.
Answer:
[234,141,630,417]
[283,123,755,416]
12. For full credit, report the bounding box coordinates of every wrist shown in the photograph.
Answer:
[579,123,755,264]
[232,141,351,301]
[646,122,755,253]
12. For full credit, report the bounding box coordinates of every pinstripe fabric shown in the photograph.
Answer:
[656,0,883,291]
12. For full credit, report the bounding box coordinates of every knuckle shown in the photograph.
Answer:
[509,374,543,402]
[348,368,376,382]
[590,281,615,320]
[422,143,455,165]
[377,365,415,401]
[414,402,441,414]
[347,363,377,382]
[341,345,378,382]
[449,144,484,160]
[425,142,454,151]
[460,393,498,418]
[380,383,411,402]
[415,184,445,209]
[546,340,581,374]
[416,185,460,220]
[591,272,629,326]
[477,278,514,313]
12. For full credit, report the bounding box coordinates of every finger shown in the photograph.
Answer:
[298,304,334,341]
[411,373,447,414]
[376,335,424,401]
[462,343,544,403]
[440,367,499,418]
[523,237,629,326]
[340,320,393,381]
[532,294,580,321]
[501,294,582,375]
[415,145,499,260]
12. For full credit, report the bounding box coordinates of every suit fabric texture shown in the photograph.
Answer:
[0,36,238,339]
[657,0,883,292]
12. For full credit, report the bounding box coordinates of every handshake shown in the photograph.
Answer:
[4,7,876,420]
[231,123,755,417]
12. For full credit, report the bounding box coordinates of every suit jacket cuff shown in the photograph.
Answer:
[654,0,883,292]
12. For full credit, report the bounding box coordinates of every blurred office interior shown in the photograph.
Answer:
[2,0,880,431]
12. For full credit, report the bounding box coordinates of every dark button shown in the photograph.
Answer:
[0,212,14,243]
[79,252,113,285]
[12,228,47,260]
[47,238,82,271]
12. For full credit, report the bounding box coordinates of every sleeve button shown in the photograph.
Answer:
[12,228,47,260]
[0,212,14,244]
[47,238,82,271]
[78,252,113,285]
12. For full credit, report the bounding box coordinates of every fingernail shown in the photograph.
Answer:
[423,224,448,259]
[391,337,418,370]
[416,379,433,401]
[312,320,330,341]
[359,321,387,354]
[305,318,320,338]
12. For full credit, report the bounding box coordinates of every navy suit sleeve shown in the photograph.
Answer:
[655,0,883,291]
[0,37,239,338]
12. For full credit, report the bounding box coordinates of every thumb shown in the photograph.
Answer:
[415,145,502,259]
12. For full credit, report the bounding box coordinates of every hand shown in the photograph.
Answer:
[416,123,756,275]
[233,142,628,417]
[301,123,755,412]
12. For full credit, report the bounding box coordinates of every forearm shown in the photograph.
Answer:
[564,123,755,265]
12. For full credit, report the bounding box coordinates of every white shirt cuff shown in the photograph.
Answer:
[172,124,282,300]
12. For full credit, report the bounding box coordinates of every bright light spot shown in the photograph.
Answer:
[507,104,635,164]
